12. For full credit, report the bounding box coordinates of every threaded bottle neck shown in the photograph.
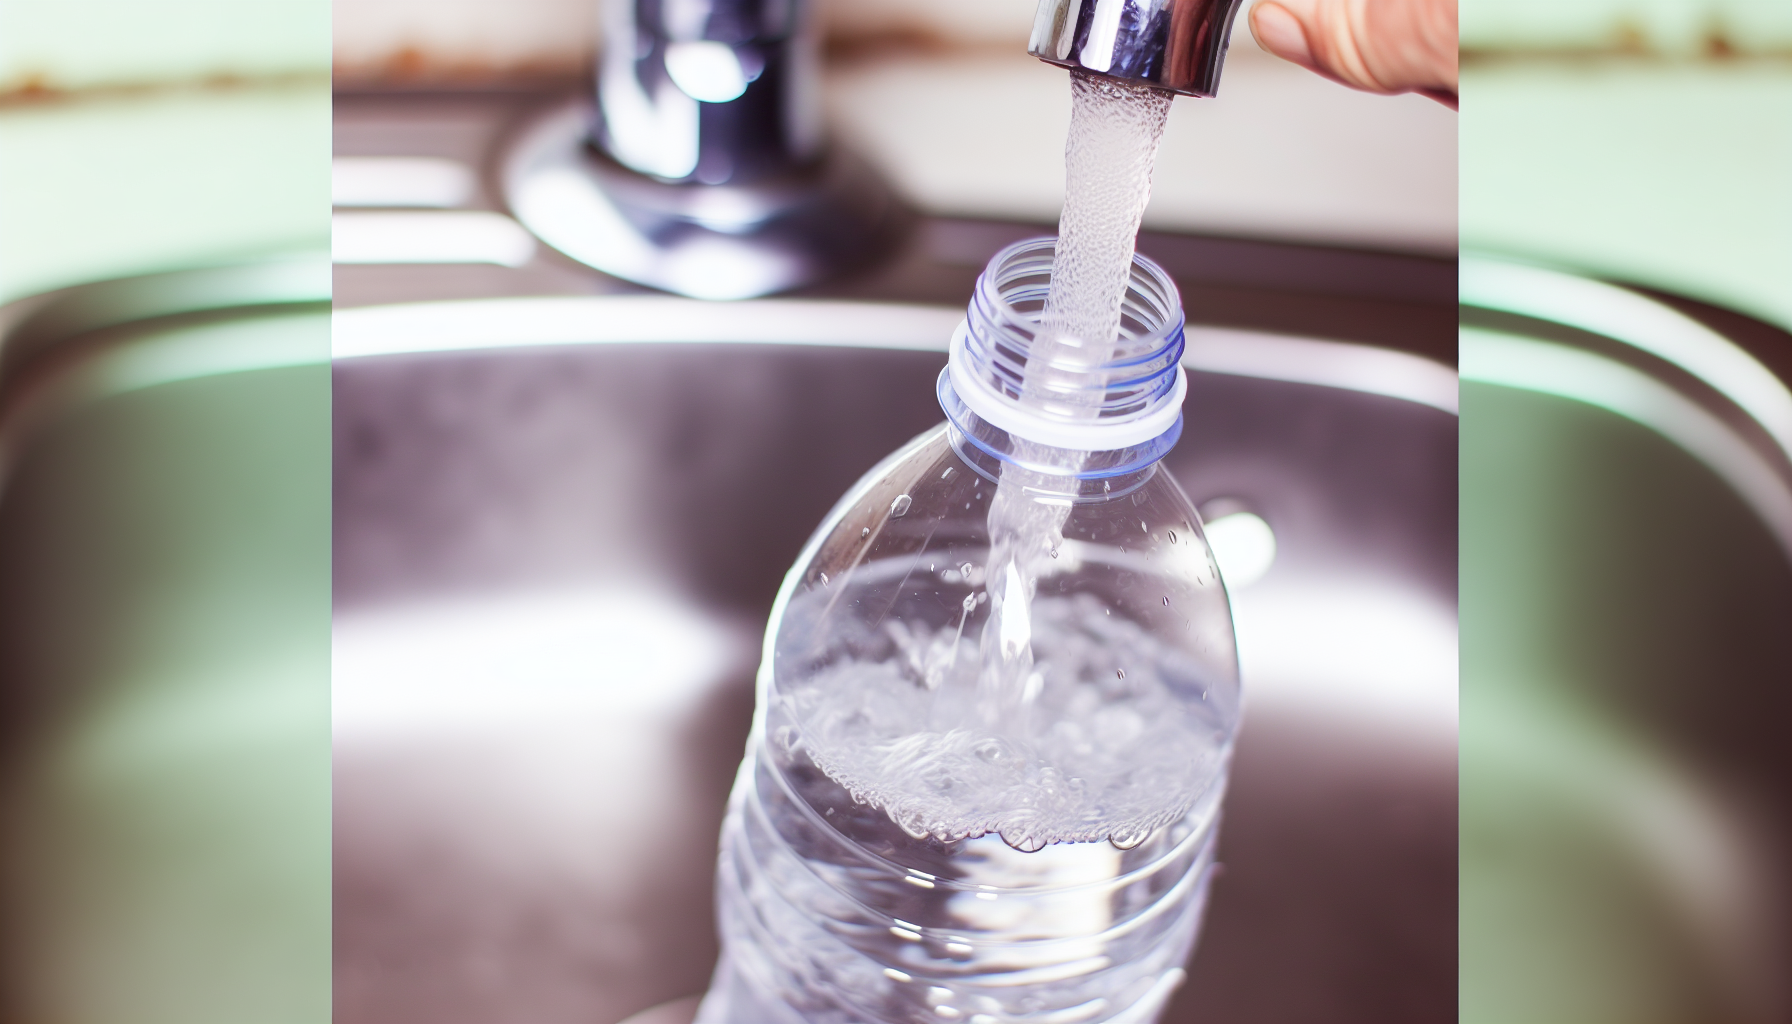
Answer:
[939,237,1187,481]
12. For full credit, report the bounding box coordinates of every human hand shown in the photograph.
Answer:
[1248,0,1458,108]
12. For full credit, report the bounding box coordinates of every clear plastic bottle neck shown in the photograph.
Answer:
[937,237,1187,488]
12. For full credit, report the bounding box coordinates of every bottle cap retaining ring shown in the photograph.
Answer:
[946,319,1187,452]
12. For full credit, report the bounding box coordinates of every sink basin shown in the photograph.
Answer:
[1458,261,1792,1024]
[3,86,1470,1024]
[0,259,332,1024]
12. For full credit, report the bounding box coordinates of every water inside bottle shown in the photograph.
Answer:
[698,76,1217,1022]
[787,73,1185,852]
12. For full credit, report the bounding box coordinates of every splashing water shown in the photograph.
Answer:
[978,72,1174,719]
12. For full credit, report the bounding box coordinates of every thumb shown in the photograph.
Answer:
[1250,0,1457,105]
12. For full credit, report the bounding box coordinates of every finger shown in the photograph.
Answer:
[1362,0,1458,95]
[1250,0,1458,102]
[1249,2,1319,71]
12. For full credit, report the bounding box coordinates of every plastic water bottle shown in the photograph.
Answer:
[696,238,1241,1024]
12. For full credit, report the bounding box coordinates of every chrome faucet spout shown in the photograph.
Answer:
[1029,0,1249,97]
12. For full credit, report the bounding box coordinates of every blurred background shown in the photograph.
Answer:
[3,0,1790,1023]
[1,4,330,1024]
[1455,3,1792,1024]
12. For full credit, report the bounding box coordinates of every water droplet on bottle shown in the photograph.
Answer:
[818,572,830,586]
[1163,596,1170,606]
[861,527,871,538]
[1116,668,1126,680]
[941,467,955,481]
[1140,520,1148,533]
[962,594,977,612]
[1049,548,1059,558]
[972,738,1008,763]
[1168,530,1177,544]
[960,563,974,577]
[1103,480,1112,493]
[890,494,912,517]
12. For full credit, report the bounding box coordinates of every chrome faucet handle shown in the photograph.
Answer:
[1028,0,1249,97]
[502,0,908,299]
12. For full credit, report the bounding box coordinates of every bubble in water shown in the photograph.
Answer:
[1001,831,1049,854]
[1140,520,1148,533]
[895,809,932,839]
[1168,530,1177,544]
[942,467,956,481]
[862,527,871,538]
[890,494,913,517]
[773,725,800,753]
[1049,548,1059,558]
[960,563,974,577]
[1044,69,1174,379]
[818,572,830,586]
[1109,827,1150,851]
[792,595,1221,850]
[1163,596,1170,606]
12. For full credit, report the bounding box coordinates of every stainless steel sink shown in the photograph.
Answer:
[329,89,1461,1024]
[327,293,1460,1024]
[4,77,1784,1024]
[1459,261,1792,1024]
[0,259,333,1024]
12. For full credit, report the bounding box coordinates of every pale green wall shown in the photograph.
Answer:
[1461,60,1792,329]
[1463,0,1792,54]
[0,0,330,303]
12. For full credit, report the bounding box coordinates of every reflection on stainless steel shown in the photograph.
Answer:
[1028,0,1248,97]
[1460,265,1792,1024]
[1197,508,1277,588]
[331,211,539,267]
[1184,326,1459,413]
[331,297,1458,1023]
[501,0,909,298]
[1462,330,1792,558]
[1462,257,1792,464]
[332,157,479,208]
[0,261,332,1024]
[330,296,964,358]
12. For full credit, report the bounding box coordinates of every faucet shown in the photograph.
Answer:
[503,0,910,300]
[1029,0,1249,96]
[504,0,1248,301]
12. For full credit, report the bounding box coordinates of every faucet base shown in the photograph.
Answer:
[502,100,911,300]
